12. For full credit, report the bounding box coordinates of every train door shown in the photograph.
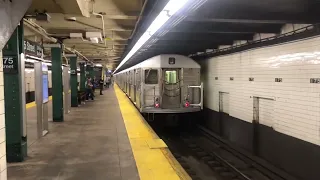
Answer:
[126,72,129,93]
[133,69,136,102]
[161,68,181,109]
[136,69,141,108]
[128,71,132,98]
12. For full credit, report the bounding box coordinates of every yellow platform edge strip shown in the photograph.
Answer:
[114,84,191,180]
[26,96,53,109]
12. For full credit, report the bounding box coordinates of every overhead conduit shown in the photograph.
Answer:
[23,18,91,63]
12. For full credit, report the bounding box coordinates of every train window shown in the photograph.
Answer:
[165,70,177,84]
[145,69,158,84]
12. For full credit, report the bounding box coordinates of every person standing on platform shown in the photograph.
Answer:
[99,77,104,95]
[86,78,94,100]
[110,75,114,86]
[91,76,96,93]
[106,76,111,88]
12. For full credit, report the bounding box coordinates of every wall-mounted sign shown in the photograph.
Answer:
[3,56,18,74]
[24,40,43,58]
[168,57,175,65]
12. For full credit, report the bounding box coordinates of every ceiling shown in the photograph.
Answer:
[23,0,320,71]
[116,0,320,72]
[24,0,145,69]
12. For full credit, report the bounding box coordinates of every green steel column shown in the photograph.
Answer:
[79,63,86,91]
[70,56,78,107]
[51,45,64,122]
[2,23,27,162]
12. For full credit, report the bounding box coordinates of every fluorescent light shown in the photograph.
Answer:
[114,0,189,73]
[163,0,189,16]
[95,64,102,67]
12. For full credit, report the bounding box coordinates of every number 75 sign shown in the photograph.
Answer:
[2,56,18,74]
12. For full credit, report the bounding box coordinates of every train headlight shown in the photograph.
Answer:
[155,98,160,108]
[155,102,160,108]
[184,100,190,108]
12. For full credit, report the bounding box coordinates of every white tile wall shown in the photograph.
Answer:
[0,51,6,180]
[200,36,320,146]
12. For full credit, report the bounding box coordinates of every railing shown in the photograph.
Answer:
[187,82,204,109]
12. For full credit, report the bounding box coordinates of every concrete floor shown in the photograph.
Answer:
[8,88,140,180]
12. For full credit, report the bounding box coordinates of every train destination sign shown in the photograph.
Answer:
[168,57,175,65]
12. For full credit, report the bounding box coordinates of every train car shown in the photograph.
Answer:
[24,61,80,103]
[114,54,203,114]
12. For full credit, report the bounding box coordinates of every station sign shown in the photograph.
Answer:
[2,56,18,74]
[24,40,43,58]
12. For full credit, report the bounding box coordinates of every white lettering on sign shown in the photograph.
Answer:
[3,57,14,65]
[3,65,14,68]
[26,41,35,52]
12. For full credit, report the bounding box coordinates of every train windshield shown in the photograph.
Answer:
[165,70,177,84]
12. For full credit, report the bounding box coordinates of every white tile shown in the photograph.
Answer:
[0,129,5,144]
[0,169,7,180]
[0,155,6,172]
[0,73,3,87]
[0,115,4,133]
[0,101,4,115]
[202,36,320,145]
[0,86,3,101]
[0,142,5,158]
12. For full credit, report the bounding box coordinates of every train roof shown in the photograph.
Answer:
[116,54,200,74]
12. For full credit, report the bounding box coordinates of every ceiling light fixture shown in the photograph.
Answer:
[114,0,189,73]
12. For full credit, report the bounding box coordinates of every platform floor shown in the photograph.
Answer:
[8,88,139,180]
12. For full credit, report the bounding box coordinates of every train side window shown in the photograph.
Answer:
[145,69,158,84]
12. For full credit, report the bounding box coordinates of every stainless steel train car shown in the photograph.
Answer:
[114,54,203,113]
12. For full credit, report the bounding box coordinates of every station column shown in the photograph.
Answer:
[69,55,78,107]
[50,45,64,122]
[79,62,86,91]
[2,22,27,162]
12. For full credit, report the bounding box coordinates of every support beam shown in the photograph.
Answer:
[69,55,78,107]
[51,45,64,122]
[2,22,27,162]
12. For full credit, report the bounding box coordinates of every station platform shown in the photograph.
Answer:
[7,86,190,180]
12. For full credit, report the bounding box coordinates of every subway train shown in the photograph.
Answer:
[114,54,203,115]
[24,61,80,103]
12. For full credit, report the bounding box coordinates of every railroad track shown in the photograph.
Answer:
[155,123,296,180]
